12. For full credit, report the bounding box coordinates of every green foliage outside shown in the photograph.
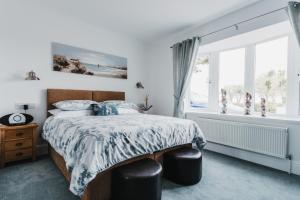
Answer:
[193,56,209,73]
[222,69,286,113]
[223,85,244,107]
[255,69,287,113]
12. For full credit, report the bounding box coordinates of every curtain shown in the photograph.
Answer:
[172,37,200,118]
[287,1,300,46]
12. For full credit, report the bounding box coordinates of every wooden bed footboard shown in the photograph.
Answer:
[49,144,192,200]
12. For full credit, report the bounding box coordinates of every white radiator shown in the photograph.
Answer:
[195,118,288,159]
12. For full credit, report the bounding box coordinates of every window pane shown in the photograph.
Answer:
[219,48,245,113]
[255,37,288,114]
[190,55,209,108]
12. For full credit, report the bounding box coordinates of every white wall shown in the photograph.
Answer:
[145,0,300,175]
[0,1,147,150]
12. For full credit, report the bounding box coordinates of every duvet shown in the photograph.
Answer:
[42,114,206,196]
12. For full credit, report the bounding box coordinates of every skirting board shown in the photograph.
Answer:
[293,161,300,175]
[205,142,300,176]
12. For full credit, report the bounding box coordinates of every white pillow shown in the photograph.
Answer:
[48,109,93,118]
[48,109,62,116]
[102,101,139,110]
[53,100,97,111]
[117,108,139,115]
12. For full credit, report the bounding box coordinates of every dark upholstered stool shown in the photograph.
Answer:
[163,147,202,185]
[112,158,162,200]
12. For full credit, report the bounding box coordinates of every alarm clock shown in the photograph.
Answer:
[0,113,33,126]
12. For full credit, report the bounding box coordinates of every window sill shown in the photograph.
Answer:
[186,110,300,125]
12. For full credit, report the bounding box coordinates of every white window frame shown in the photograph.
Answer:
[252,35,289,116]
[208,52,219,112]
[188,21,299,117]
[218,46,247,114]
[188,53,211,110]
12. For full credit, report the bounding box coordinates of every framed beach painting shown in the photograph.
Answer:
[52,42,127,79]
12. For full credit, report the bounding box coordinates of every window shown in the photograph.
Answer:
[219,48,245,113]
[190,55,209,108]
[254,37,288,114]
[188,21,295,116]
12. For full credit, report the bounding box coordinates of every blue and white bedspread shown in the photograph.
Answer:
[42,114,206,196]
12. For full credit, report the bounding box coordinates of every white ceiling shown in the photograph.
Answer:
[32,0,261,42]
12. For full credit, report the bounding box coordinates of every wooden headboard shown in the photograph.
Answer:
[47,89,125,110]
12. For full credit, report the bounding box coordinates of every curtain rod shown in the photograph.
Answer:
[170,3,298,49]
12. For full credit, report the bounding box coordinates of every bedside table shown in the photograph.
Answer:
[0,123,38,168]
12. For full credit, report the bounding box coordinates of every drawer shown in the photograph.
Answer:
[4,129,32,140]
[5,139,32,151]
[5,148,32,162]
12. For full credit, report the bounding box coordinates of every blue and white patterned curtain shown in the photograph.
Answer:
[172,37,200,118]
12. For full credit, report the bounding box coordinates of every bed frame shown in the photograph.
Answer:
[47,89,192,200]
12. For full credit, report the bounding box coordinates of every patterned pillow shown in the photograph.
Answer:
[53,100,97,111]
[92,103,119,116]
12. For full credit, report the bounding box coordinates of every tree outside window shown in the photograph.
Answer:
[255,37,288,114]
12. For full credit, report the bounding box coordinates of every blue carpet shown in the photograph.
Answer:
[0,151,299,200]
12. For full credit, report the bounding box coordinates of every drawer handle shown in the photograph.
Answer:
[16,152,23,157]
[15,143,23,147]
[16,132,24,137]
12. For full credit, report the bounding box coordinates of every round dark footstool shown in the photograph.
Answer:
[163,147,202,185]
[112,158,162,200]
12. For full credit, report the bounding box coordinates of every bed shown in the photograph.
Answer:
[43,89,205,200]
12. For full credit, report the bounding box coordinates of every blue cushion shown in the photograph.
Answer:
[92,103,119,116]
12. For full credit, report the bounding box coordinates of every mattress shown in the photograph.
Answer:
[42,113,206,196]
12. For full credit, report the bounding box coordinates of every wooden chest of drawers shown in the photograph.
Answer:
[0,123,38,168]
